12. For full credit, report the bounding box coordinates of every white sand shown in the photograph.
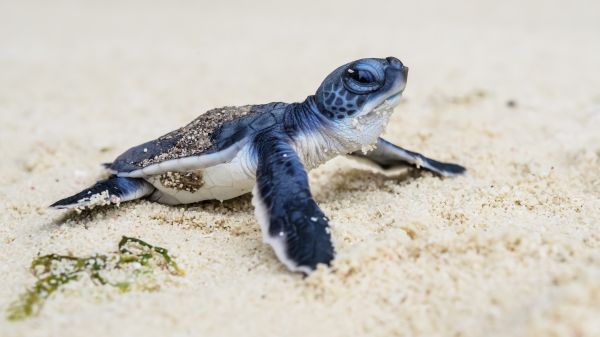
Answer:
[1,0,599,336]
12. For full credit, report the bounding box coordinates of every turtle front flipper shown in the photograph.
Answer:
[350,137,466,177]
[251,131,334,274]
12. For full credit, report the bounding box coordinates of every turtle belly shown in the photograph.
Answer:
[146,149,256,204]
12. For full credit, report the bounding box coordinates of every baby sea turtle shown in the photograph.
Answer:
[51,57,465,273]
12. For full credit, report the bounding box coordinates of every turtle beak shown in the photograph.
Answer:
[386,56,404,70]
[386,56,408,82]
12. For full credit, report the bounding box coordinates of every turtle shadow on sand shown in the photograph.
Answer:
[49,202,138,227]
[49,193,255,227]
[314,166,423,202]
[48,168,420,226]
[50,167,423,227]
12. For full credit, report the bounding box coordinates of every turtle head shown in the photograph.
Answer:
[314,57,408,121]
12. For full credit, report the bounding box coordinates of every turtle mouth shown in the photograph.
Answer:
[368,90,403,114]
[383,91,402,106]
[357,78,405,118]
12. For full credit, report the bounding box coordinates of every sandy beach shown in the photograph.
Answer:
[1,0,599,336]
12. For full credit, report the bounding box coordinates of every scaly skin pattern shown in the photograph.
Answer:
[52,57,466,273]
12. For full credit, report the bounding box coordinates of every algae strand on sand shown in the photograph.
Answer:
[7,236,184,321]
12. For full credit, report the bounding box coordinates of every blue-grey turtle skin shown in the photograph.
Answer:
[253,130,335,269]
[350,138,467,175]
[51,57,466,273]
[314,56,404,120]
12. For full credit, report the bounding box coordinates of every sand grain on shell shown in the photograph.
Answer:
[141,105,253,167]
[158,171,205,193]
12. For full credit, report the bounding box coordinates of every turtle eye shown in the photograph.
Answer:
[343,66,381,94]
[347,68,375,83]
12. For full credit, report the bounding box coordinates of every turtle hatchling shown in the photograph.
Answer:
[52,57,466,273]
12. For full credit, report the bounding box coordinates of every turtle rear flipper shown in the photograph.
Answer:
[50,176,154,209]
[252,131,334,274]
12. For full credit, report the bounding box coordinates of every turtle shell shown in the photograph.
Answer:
[108,103,288,173]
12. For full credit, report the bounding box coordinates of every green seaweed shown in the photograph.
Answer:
[117,236,184,276]
[7,236,184,321]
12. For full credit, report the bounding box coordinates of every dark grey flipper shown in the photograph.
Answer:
[350,137,466,177]
[50,176,154,209]
[252,130,334,273]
